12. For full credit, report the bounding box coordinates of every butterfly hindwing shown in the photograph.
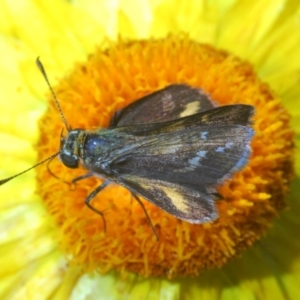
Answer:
[119,176,218,223]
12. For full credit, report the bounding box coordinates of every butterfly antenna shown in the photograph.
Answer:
[0,152,60,185]
[36,57,70,132]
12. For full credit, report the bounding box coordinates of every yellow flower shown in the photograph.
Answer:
[0,0,299,299]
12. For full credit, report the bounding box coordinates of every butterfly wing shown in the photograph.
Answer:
[110,84,217,126]
[112,123,254,187]
[120,176,218,223]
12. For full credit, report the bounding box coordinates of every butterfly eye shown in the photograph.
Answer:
[60,153,79,169]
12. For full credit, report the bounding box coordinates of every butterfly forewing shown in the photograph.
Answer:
[110,84,217,126]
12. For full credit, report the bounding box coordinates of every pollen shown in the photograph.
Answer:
[36,36,294,278]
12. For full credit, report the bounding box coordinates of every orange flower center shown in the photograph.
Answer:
[36,36,294,278]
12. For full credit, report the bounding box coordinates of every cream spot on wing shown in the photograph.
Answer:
[201,131,208,140]
[159,186,189,213]
[215,147,225,153]
[188,156,201,166]
[215,142,234,153]
[188,150,207,167]
[179,101,200,117]
[174,150,208,173]
[162,92,176,112]
[126,177,189,213]
[197,150,207,158]
[225,142,234,148]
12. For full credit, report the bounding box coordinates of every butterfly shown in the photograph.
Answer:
[0,60,255,238]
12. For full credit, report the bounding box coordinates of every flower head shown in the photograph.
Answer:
[35,37,294,279]
[0,0,299,298]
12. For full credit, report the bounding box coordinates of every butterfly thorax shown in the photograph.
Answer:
[79,129,131,177]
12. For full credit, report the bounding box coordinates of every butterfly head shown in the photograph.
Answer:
[59,129,84,169]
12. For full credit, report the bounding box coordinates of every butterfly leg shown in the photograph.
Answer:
[131,193,159,241]
[47,156,70,185]
[47,155,59,179]
[85,180,111,232]
[72,172,94,184]
[69,172,94,190]
[128,193,134,215]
